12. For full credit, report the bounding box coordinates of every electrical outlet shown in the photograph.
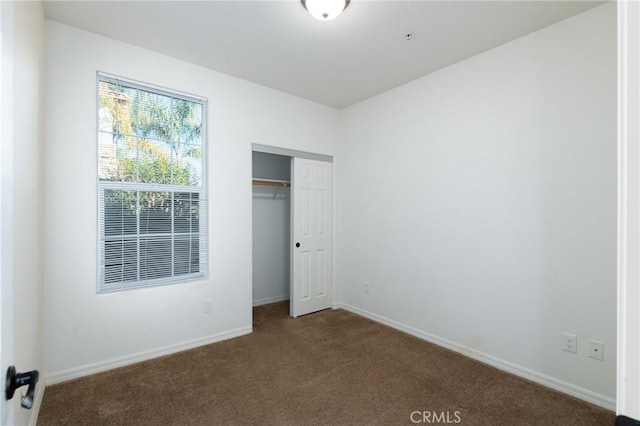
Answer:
[562,333,577,353]
[203,299,213,314]
[589,340,604,361]
[363,281,370,294]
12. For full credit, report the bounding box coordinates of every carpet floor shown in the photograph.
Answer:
[38,302,614,425]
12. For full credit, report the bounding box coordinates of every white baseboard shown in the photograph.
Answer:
[28,380,46,426]
[336,302,615,411]
[253,295,289,307]
[45,326,252,385]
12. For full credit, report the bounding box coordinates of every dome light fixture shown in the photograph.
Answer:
[301,0,350,21]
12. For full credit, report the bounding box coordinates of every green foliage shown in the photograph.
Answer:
[116,152,194,186]
[133,93,202,148]
[99,81,202,187]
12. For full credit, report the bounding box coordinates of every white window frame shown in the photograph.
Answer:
[96,72,208,293]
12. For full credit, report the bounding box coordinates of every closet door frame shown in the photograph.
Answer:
[251,144,334,318]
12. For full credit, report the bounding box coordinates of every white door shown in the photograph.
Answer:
[0,6,4,421]
[291,158,333,317]
[0,2,13,422]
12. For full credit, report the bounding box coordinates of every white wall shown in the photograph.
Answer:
[43,21,339,381]
[337,3,617,408]
[1,1,45,425]
[252,152,291,306]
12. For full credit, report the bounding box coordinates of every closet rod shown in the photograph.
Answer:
[252,178,291,188]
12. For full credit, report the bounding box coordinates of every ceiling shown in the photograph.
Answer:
[43,1,604,109]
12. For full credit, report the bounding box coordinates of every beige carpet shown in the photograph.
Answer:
[38,302,614,425]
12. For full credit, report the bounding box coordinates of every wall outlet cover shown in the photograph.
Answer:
[562,332,577,354]
[589,340,604,361]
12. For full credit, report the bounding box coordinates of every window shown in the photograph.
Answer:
[97,73,207,292]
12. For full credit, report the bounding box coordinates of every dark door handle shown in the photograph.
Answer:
[5,366,39,409]
[295,242,300,248]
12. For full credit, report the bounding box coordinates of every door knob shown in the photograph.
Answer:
[296,242,300,248]
[5,366,39,409]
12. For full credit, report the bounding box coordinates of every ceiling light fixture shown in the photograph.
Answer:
[301,0,350,21]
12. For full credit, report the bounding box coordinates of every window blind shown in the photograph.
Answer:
[97,74,207,292]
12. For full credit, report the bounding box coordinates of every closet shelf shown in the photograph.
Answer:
[252,178,290,188]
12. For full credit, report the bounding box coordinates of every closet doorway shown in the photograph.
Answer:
[252,145,333,318]
[252,151,292,308]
